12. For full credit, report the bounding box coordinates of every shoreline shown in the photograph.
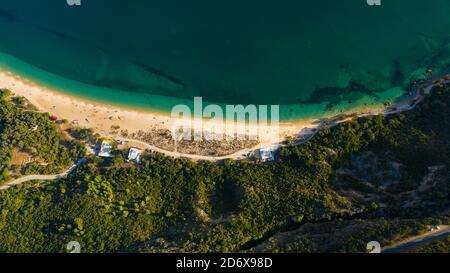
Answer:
[0,68,428,161]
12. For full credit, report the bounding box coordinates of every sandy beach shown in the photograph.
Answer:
[0,68,399,160]
[0,69,174,137]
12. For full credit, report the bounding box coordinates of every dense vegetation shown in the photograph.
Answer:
[0,89,85,184]
[0,84,450,253]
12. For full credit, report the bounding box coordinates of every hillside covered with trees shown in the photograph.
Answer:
[0,89,86,184]
[0,84,450,253]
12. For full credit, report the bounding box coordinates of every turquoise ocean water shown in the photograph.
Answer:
[1,0,450,120]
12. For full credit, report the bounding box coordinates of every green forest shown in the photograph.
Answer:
[0,84,450,253]
[0,89,85,183]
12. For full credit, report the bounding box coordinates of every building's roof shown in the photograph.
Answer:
[127,148,142,162]
[98,139,114,158]
[259,148,275,162]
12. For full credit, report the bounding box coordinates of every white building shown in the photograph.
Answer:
[98,139,114,158]
[259,148,275,162]
[127,148,142,163]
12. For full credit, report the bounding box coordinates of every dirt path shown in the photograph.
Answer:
[0,158,85,191]
[114,137,261,161]
[1,74,446,191]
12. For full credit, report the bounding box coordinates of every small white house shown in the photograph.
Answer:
[259,148,275,162]
[127,148,142,163]
[98,139,114,158]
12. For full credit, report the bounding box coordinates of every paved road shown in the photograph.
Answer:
[383,226,450,253]
[0,158,85,191]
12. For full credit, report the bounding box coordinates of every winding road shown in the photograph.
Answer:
[113,76,445,162]
[383,226,450,253]
[0,158,85,191]
[113,137,257,161]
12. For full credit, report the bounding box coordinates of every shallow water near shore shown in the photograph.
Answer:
[1,0,450,121]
